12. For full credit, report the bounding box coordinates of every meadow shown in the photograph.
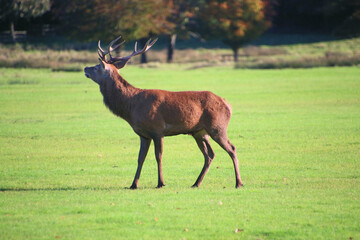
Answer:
[0,66,359,239]
[0,36,359,70]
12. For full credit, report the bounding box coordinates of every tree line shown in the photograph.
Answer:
[1,0,359,63]
[50,0,274,63]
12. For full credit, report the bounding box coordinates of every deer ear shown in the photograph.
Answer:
[113,59,129,69]
[98,58,105,68]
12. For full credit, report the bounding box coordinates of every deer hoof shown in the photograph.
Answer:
[235,184,244,189]
[156,183,165,189]
[191,184,199,188]
[129,184,138,190]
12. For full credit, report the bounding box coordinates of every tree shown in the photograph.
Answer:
[52,0,172,63]
[197,0,272,61]
[164,0,197,62]
[0,0,50,42]
[323,0,360,37]
[117,0,173,63]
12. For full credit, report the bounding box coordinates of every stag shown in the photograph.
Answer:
[84,36,243,189]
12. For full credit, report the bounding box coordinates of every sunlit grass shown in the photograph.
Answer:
[0,66,359,239]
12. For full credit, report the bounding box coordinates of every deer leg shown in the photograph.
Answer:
[192,134,215,188]
[130,136,151,189]
[153,136,165,188]
[210,131,243,188]
[203,135,215,160]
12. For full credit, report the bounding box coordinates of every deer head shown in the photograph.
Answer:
[84,36,158,84]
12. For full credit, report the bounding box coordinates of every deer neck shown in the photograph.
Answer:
[100,72,138,123]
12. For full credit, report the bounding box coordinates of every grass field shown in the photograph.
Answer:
[0,66,359,239]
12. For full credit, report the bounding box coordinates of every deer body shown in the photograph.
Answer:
[84,37,243,189]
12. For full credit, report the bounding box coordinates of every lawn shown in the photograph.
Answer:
[0,66,359,239]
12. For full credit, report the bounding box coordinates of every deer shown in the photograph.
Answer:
[84,36,243,189]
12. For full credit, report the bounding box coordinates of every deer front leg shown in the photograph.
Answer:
[130,136,151,189]
[153,136,165,188]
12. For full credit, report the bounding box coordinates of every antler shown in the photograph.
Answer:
[97,36,158,69]
[108,38,158,64]
[98,36,125,62]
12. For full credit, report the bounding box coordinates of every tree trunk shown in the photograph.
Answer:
[232,47,239,62]
[167,34,177,63]
[10,21,16,43]
[139,38,148,64]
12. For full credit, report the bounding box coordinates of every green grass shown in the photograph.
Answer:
[0,66,359,239]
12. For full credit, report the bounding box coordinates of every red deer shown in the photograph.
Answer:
[84,36,243,189]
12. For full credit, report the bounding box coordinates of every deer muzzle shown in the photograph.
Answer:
[84,67,91,78]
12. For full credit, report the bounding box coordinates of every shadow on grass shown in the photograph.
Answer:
[0,185,176,192]
[0,187,129,192]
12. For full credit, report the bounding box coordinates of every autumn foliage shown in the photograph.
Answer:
[4,0,360,63]
[52,0,173,43]
[198,0,272,61]
[51,0,272,62]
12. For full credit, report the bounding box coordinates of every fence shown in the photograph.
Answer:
[0,31,27,43]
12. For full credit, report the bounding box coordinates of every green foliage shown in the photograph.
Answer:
[165,0,198,37]
[52,0,173,42]
[0,0,50,20]
[0,0,50,42]
[0,66,359,239]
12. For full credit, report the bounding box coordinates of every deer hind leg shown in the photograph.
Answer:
[192,131,215,188]
[130,136,151,189]
[209,129,243,188]
[153,136,165,188]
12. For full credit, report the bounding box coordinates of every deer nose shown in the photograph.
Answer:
[84,67,90,78]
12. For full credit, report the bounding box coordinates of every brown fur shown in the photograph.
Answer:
[84,61,243,189]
